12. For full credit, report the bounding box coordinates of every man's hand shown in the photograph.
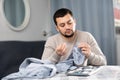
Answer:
[56,43,66,56]
[78,42,91,58]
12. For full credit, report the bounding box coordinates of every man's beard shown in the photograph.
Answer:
[60,31,74,38]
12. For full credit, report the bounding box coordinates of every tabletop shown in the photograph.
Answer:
[17,66,120,80]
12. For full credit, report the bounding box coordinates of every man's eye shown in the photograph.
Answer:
[59,23,65,27]
[67,22,72,25]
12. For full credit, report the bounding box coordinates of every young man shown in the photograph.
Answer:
[42,8,107,66]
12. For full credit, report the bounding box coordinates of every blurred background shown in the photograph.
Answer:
[0,0,119,79]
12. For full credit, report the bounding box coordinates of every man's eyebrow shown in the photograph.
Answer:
[59,19,72,25]
[59,23,65,25]
[67,19,72,22]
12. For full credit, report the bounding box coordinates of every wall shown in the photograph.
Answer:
[0,0,51,41]
[116,34,120,65]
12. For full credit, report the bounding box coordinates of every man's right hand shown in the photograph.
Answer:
[55,43,66,56]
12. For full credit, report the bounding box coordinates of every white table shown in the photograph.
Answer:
[5,66,120,80]
[36,66,120,80]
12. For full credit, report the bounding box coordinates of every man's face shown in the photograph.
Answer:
[56,14,76,38]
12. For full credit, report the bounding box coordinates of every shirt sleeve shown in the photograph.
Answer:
[86,32,107,65]
[41,37,61,63]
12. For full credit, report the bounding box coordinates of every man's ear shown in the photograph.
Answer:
[56,26,59,32]
[73,18,76,27]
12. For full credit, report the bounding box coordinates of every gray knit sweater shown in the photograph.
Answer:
[42,30,107,66]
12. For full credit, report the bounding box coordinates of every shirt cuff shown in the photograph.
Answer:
[88,52,95,61]
[48,52,61,63]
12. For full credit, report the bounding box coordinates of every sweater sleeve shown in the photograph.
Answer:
[41,37,61,63]
[87,32,107,66]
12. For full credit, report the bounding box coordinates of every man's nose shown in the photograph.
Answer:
[65,23,70,29]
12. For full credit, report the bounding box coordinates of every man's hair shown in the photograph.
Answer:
[53,8,73,25]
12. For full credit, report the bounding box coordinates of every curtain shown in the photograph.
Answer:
[50,0,116,65]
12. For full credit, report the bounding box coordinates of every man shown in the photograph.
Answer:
[42,8,107,66]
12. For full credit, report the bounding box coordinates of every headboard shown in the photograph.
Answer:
[0,41,46,79]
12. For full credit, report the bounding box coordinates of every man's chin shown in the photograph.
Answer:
[64,33,74,38]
